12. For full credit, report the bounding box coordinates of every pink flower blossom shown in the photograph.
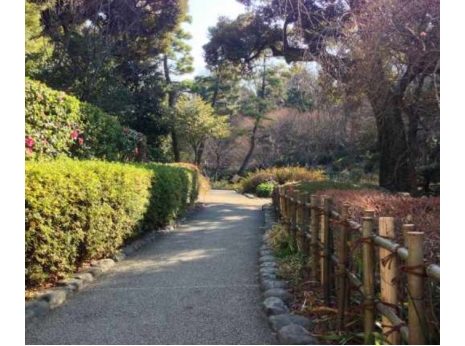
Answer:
[420,32,427,38]
[78,137,84,145]
[25,148,33,155]
[71,130,79,139]
[25,137,35,147]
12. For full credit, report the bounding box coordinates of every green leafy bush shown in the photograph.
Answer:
[78,103,148,162]
[26,79,147,162]
[256,182,276,197]
[26,159,203,289]
[25,78,83,159]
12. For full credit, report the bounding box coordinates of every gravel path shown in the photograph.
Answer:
[26,190,276,345]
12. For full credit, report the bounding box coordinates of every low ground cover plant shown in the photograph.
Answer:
[256,182,276,197]
[241,167,326,193]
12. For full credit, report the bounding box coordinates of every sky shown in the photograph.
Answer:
[181,0,247,79]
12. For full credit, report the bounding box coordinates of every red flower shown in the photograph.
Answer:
[25,137,35,147]
[71,130,79,139]
[78,137,84,145]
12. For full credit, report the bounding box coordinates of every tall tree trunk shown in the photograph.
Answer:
[237,55,267,176]
[237,117,260,176]
[194,143,203,167]
[163,55,181,162]
[369,94,416,192]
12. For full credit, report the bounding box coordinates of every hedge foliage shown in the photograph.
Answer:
[25,79,146,162]
[26,159,206,289]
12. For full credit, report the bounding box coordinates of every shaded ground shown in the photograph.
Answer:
[26,190,276,345]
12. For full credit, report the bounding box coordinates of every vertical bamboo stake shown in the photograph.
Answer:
[295,191,303,252]
[301,193,310,274]
[362,210,375,345]
[402,224,415,244]
[284,187,291,235]
[321,196,331,305]
[298,192,304,252]
[290,191,298,250]
[379,217,399,345]
[273,187,278,214]
[406,230,426,345]
[337,203,350,331]
[310,195,319,283]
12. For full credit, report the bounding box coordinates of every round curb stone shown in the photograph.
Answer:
[259,255,277,263]
[260,262,278,269]
[57,278,84,292]
[74,272,94,284]
[259,250,274,257]
[36,288,69,309]
[262,297,290,316]
[80,266,105,278]
[261,280,290,291]
[277,324,319,345]
[268,314,314,332]
[263,288,294,305]
[260,267,279,276]
[260,273,278,282]
[91,258,115,269]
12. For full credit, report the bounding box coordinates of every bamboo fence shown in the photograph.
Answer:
[271,186,440,345]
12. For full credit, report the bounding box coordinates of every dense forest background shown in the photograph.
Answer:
[25,0,440,193]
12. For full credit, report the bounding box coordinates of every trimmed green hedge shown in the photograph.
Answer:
[26,159,204,289]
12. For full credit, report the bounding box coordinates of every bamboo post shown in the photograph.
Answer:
[297,192,304,253]
[279,186,285,220]
[337,203,350,331]
[321,196,331,305]
[402,224,415,244]
[362,210,375,345]
[284,187,291,235]
[273,187,278,214]
[290,191,298,250]
[310,195,320,283]
[379,217,400,345]
[276,186,281,219]
[406,230,426,345]
[301,193,310,274]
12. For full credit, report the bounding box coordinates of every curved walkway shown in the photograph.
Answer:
[26,190,276,345]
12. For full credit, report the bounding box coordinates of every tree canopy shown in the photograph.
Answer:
[174,95,230,165]
[203,0,440,191]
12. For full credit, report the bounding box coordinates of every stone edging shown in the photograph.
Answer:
[259,205,318,345]
[25,205,203,322]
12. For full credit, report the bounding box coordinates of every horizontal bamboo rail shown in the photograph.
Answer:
[272,187,440,345]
